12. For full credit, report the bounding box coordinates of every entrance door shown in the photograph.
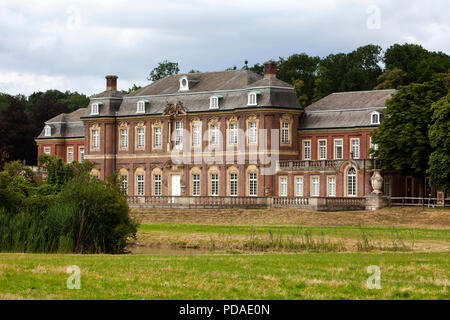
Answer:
[171,175,181,199]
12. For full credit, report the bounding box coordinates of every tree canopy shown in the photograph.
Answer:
[147,60,180,81]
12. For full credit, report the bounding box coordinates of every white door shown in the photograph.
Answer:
[172,175,181,197]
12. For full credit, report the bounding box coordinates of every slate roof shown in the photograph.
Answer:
[299,90,396,130]
[36,108,86,139]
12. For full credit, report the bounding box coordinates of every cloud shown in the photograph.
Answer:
[0,0,448,95]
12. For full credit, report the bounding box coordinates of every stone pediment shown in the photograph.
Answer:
[163,101,186,116]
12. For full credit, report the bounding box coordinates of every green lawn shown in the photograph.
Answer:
[0,252,448,299]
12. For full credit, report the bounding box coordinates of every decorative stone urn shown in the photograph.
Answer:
[370,169,383,195]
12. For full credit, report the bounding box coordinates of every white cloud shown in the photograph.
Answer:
[0,0,448,95]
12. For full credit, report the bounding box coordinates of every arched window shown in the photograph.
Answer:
[370,111,380,124]
[347,167,357,197]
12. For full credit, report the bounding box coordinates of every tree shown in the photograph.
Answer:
[121,84,142,94]
[371,73,448,195]
[147,60,180,81]
[277,53,320,106]
[427,93,450,193]
[374,67,408,89]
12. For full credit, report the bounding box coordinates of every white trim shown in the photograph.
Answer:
[247,92,258,106]
[306,107,386,114]
[91,103,99,115]
[370,111,380,124]
[209,96,219,109]
[333,138,343,160]
[302,140,311,160]
[44,125,52,137]
[136,100,146,113]
[318,139,327,160]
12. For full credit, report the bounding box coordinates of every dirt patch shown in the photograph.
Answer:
[131,207,450,229]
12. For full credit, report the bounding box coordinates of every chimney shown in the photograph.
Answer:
[263,61,277,79]
[105,75,118,91]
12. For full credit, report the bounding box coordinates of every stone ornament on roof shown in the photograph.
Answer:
[163,101,186,116]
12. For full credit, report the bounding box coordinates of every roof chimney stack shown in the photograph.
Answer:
[105,75,118,91]
[263,61,277,79]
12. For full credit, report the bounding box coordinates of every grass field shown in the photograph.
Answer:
[0,207,448,299]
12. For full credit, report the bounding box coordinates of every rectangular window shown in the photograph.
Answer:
[295,177,303,196]
[351,139,360,159]
[193,124,201,147]
[210,124,219,146]
[211,173,218,196]
[192,174,200,196]
[67,147,73,163]
[248,122,257,144]
[281,122,290,144]
[318,140,327,160]
[137,128,145,148]
[279,176,287,197]
[121,175,128,195]
[154,127,161,147]
[174,121,183,149]
[311,177,320,197]
[230,173,238,196]
[44,147,51,155]
[137,175,144,196]
[249,173,257,196]
[79,147,84,162]
[328,176,336,197]
[210,97,219,109]
[91,103,99,115]
[384,176,391,197]
[334,139,343,159]
[120,129,128,148]
[154,174,161,196]
[303,140,311,160]
[229,123,238,145]
[248,93,257,105]
[137,101,145,113]
[92,129,99,149]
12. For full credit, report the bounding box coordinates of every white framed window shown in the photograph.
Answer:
[210,124,219,146]
[67,147,73,163]
[121,175,128,195]
[249,173,257,196]
[44,125,51,137]
[303,140,311,160]
[137,128,145,148]
[79,147,85,162]
[92,129,99,149]
[281,122,290,144]
[120,129,128,148]
[211,173,219,196]
[44,147,51,155]
[318,140,327,160]
[370,111,380,125]
[230,173,238,196]
[193,124,201,147]
[311,176,320,197]
[91,103,99,115]
[210,96,219,109]
[192,174,200,196]
[154,174,161,196]
[137,175,144,196]
[154,127,161,147]
[229,123,238,145]
[248,122,257,144]
[137,101,146,113]
[295,176,303,197]
[347,167,357,197]
[248,92,257,106]
[351,138,360,159]
[328,176,336,197]
[279,176,287,197]
[179,76,189,91]
[174,121,183,150]
[334,139,343,160]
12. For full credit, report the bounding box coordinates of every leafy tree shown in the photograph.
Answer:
[249,63,264,76]
[147,60,180,81]
[371,73,449,194]
[427,93,450,193]
[188,69,201,73]
[277,53,320,106]
[121,84,142,94]
[374,67,408,89]
[292,79,309,107]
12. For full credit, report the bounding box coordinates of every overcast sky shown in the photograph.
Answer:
[0,0,449,96]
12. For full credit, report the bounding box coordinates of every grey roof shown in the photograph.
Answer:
[36,108,86,139]
[91,90,124,99]
[299,90,396,130]
[83,70,300,118]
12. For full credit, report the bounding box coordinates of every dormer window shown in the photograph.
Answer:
[371,111,380,124]
[44,125,51,137]
[91,103,99,115]
[179,76,189,91]
[209,96,221,109]
[248,92,260,106]
[136,100,147,113]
